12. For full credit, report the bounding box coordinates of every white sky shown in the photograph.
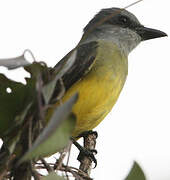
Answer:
[0,0,169,180]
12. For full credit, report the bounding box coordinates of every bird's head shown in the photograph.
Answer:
[83,8,167,54]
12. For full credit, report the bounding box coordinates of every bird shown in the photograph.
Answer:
[49,7,167,138]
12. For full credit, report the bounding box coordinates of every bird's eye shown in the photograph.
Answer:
[119,16,130,24]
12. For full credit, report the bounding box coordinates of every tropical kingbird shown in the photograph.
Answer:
[51,8,167,138]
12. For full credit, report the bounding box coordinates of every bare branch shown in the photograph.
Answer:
[79,132,97,175]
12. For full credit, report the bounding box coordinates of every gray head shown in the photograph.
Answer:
[82,8,167,55]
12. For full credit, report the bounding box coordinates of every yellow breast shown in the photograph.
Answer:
[62,41,128,137]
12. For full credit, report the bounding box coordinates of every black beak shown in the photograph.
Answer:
[136,26,167,41]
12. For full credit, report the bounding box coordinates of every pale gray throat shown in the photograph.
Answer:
[80,25,142,56]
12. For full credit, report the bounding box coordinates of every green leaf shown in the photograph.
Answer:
[125,161,146,180]
[0,62,47,137]
[24,61,50,84]
[19,94,77,163]
[14,102,33,125]
[0,51,30,69]
[0,74,32,136]
[7,131,22,154]
[2,103,33,154]
[42,172,66,180]
[42,76,58,104]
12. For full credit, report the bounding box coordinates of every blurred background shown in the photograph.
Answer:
[0,0,169,179]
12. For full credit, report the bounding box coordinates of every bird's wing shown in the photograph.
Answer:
[53,41,98,92]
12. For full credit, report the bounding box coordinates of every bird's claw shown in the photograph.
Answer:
[77,148,97,168]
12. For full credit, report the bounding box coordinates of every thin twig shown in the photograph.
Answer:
[59,165,90,180]
[55,151,67,170]
[0,154,16,180]
[36,73,45,123]
[31,169,41,180]
[40,158,53,173]
[55,141,71,171]
[36,162,92,180]
[30,160,43,180]
[65,141,72,180]
[124,0,143,9]
[28,116,33,149]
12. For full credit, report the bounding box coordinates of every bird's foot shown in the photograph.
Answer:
[77,146,97,168]
[71,134,98,168]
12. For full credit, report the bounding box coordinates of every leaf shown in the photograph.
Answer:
[0,74,31,136]
[7,131,22,154]
[42,172,66,180]
[2,102,33,154]
[0,62,46,137]
[42,76,58,104]
[0,50,31,69]
[125,161,146,180]
[14,102,33,125]
[19,94,78,163]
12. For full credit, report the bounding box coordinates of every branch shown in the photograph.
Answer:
[79,132,97,176]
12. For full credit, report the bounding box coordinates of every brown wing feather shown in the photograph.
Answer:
[53,41,98,97]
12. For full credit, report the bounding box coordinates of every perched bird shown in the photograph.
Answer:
[51,7,167,138]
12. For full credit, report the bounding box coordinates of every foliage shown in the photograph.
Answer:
[0,53,77,179]
[125,161,146,180]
